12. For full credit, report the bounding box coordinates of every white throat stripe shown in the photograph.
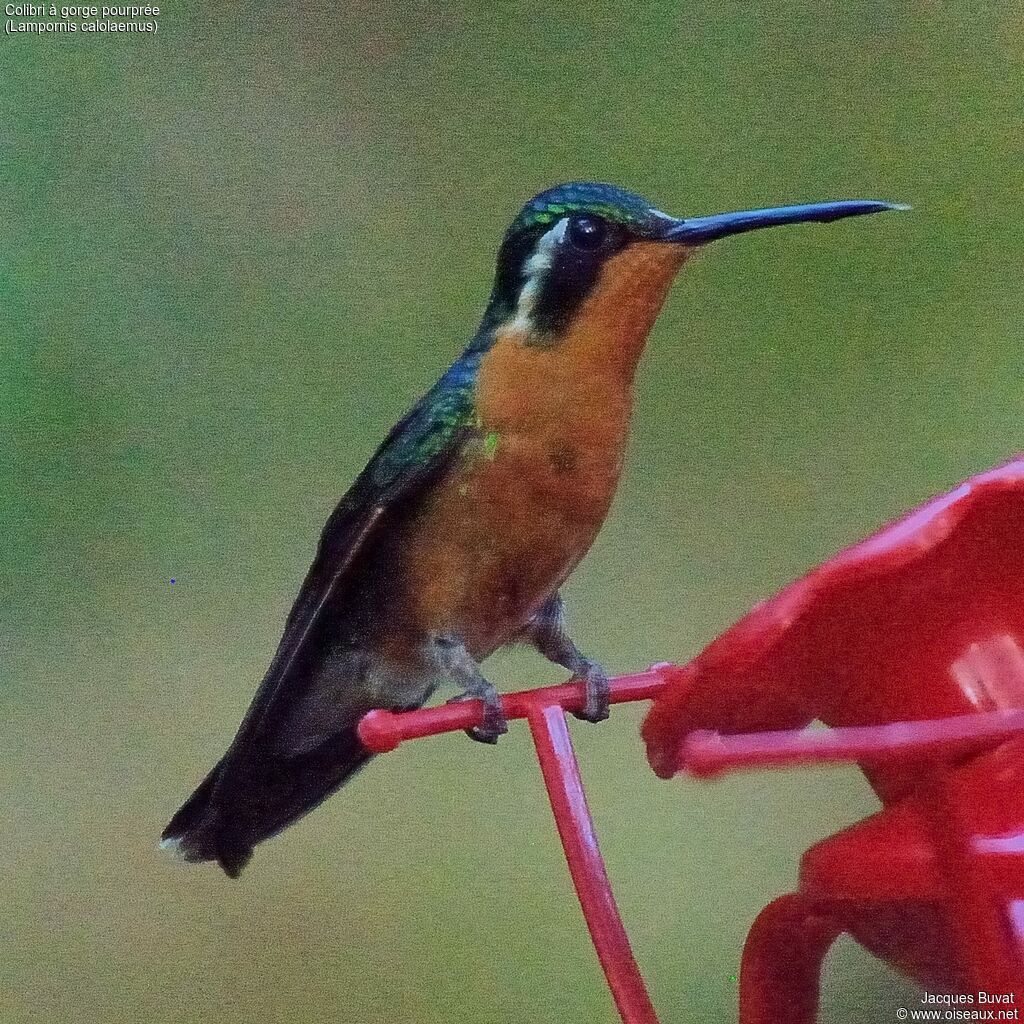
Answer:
[512,217,567,332]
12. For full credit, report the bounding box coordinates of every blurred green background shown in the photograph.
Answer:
[4,1,1022,1021]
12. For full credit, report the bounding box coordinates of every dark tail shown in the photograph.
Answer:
[161,726,372,878]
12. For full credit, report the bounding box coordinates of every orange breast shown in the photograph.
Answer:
[396,365,628,658]
[394,240,689,659]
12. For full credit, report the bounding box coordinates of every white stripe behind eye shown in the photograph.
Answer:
[512,217,568,332]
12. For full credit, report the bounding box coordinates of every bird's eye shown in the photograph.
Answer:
[566,215,608,251]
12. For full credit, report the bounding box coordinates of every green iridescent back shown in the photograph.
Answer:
[367,367,479,488]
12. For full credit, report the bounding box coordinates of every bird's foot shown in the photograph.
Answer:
[433,633,507,743]
[571,661,610,724]
[446,687,508,744]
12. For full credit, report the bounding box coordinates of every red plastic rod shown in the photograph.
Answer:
[357,668,671,1024]
[680,708,1024,779]
[526,702,661,1024]
[358,667,670,753]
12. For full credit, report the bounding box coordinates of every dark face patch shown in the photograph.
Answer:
[490,226,542,319]
[530,215,628,336]
[483,182,673,337]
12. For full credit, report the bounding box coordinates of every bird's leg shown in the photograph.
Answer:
[433,635,508,744]
[518,593,610,723]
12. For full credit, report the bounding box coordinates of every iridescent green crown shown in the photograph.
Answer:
[507,182,662,237]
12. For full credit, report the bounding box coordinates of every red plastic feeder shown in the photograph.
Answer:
[358,456,1024,1022]
[644,456,1024,1019]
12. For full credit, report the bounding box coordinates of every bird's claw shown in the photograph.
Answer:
[572,663,611,724]
[447,690,508,744]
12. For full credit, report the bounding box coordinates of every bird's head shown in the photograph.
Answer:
[483,181,903,373]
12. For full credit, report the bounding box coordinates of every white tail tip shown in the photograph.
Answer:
[159,835,188,861]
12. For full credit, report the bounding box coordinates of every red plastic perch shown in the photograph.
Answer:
[358,667,672,1024]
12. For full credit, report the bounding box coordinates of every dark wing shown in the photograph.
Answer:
[219,369,478,760]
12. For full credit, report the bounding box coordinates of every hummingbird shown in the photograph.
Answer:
[162,181,902,877]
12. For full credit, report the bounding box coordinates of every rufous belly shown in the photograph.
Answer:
[397,410,628,660]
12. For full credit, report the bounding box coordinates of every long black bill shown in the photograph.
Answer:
[660,200,908,245]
